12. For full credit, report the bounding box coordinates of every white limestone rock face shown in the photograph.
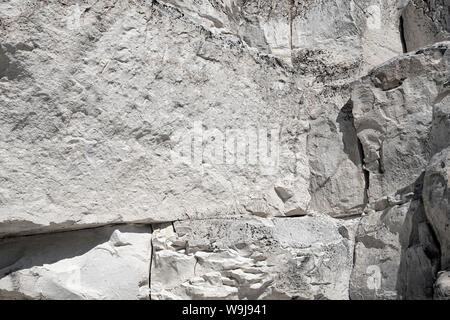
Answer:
[0,225,152,299]
[158,0,409,72]
[291,0,409,75]
[151,215,358,300]
[0,0,449,301]
[0,0,315,236]
[350,42,449,300]
[351,42,449,202]
[156,0,293,63]
[307,98,367,218]
[0,0,408,236]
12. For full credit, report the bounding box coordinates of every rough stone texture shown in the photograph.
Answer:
[157,0,409,72]
[350,42,449,300]
[434,271,450,300]
[0,0,409,235]
[151,215,358,300]
[402,0,450,52]
[0,0,449,300]
[350,177,440,300]
[0,0,311,236]
[351,42,449,202]
[351,203,407,300]
[423,147,450,269]
[430,82,450,154]
[0,225,152,299]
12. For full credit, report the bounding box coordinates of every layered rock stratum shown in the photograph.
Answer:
[0,0,449,300]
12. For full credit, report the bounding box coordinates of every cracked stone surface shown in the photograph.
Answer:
[0,0,449,300]
[351,42,449,202]
[151,215,358,300]
[350,42,449,300]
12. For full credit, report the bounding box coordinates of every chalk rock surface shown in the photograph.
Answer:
[0,0,449,300]
[0,0,414,236]
[351,42,449,202]
[350,42,449,300]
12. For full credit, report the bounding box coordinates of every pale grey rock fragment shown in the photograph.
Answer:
[402,0,450,52]
[350,190,440,300]
[307,100,367,217]
[423,147,450,269]
[351,202,410,300]
[151,215,358,300]
[430,81,450,154]
[0,225,152,300]
[396,193,440,300]
[434,271,450,300]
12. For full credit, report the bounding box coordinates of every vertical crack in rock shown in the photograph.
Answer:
[357,135,370,208]
[289,0,294,53]
[149,224,154,301]
[399,15,408,53]
[346,100,370,208]
[378,143,385,174]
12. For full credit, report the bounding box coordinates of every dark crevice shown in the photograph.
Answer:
[149,224,154,301]
[378,143,386,174]
[399,15,408,53]
[342,99,370,207]
[289,0,294,53]
[357,138,370,207]
[336,100,370,209]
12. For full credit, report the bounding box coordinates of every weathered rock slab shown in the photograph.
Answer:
[0,225,152,300]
